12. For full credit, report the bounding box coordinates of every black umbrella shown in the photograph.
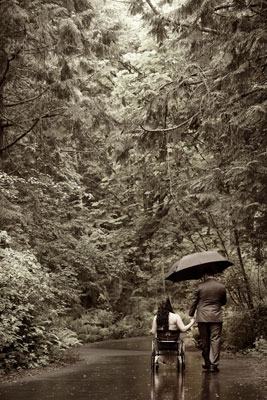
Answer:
[165,251,234,282]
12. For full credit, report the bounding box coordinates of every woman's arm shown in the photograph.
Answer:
[175,314,195,333]
[150,315,157,335]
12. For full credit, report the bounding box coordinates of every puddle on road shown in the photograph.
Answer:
[0,337,265,400]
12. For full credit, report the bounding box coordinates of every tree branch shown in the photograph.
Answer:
[145,0,160,15]
[159,81,175,91]
[0,52,19,88]
[207,212,229,258]
[0,119,39,154]
[0,113,60,155]
[140,112,200,133]
[214,3,235,11]
[4,89,48,107]
[118,60,143,76]
[144,1,219,37]
[1,123,14,129]
[229,86,266,105]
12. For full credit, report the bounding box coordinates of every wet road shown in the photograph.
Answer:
[0,337,265,400]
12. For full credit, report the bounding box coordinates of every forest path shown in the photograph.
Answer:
[0,337,266,400]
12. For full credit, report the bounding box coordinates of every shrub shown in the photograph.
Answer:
[252,337,267,356]
[222,300,267,353]
[223,309,256,351]
[67,309,117,342]
[0,248,62,370]
[50,327,81,350]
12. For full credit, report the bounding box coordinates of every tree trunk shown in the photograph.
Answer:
[234,228,254,311]
[208,212,229,258]
[0,49,8,152]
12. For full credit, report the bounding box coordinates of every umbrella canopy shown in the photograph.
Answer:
[165,251,234,282]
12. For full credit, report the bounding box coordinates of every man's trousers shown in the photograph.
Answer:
[198,322,222,367]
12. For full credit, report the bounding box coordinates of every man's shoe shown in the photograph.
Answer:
[209,364,219,372]
[202,363,210,370]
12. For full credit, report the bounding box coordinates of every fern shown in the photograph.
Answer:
[51,328,81,349]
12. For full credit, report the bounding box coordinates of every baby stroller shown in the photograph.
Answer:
[151,330,185,372]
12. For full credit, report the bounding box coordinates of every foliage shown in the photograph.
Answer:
[223,310,256,351]
[0,245,59,370]
[0,0,266,372]
[251,337,267,357]
[66,307,149,342]
[50,327,81,350]
[123,0,267,350]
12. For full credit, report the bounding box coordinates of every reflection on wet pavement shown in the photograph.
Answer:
[200,373,220,400]
[151,370,185,400]
[0,337,265,400]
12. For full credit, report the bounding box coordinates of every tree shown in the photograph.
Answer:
[1,0,266,371]
[125,0,267,314]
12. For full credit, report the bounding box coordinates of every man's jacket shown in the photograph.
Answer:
[189,278,226,323]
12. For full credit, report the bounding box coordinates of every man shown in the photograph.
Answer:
[189,267,227,372]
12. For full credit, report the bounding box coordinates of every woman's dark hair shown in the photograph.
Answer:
[156,297,174,331]
[203,267,215,277]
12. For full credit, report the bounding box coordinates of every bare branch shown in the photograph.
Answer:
[228,86,266,105]
[0,113,61,155]
[4,89,48,108]
[2,123,14,129]
[118,60,143,76]
[0,119,39,155]
[0,51,19,88]
[145,0,160,15]
[140,112,200,133]
[214,3,235,11]
[159,81,175,91]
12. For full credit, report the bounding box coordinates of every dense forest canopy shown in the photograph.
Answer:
[0,0,266,370]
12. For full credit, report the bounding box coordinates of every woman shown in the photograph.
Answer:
[151,297,195,335]
[151,297,195,365]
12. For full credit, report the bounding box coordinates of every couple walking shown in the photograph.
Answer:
[151,268,226,372]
